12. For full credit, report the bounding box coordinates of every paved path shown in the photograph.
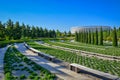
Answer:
[15,43,95,80]
[0,46,8,80]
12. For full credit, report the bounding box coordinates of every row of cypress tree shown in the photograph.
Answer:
[75,27,118,47]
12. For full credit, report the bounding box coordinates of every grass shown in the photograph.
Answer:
[27,41,120,77]
[44,40,120,56]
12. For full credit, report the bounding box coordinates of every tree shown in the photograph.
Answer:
[44,28,49,37]
[0,21,5,40]
[112,27,118,47]
[92,32,95,44]
[75,32,78,41]
[95,28,98,45]
[39,27,44,37]
[5,19,14,40]
[86,31,88,43]
[36,26,40,37]
[118,27,120,38]
[88,29,91,44]
[100,27,103,45]
[31,26,36,38]
[26,25,31,38]
[21,23,26,39]
[63,31,67,37]
[13,21,21,40]
[68,31,71,37]
[52,30,56,38]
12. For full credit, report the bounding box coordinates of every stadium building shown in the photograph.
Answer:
[71,26,111,33]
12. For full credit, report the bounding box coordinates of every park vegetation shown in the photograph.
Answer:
[27,42,120,77]
[4,46,55,80]
[75,27,120,47]
[0,19,73,41]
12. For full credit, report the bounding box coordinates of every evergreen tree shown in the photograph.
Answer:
[44,28,49,37]
[100,27,103,45]
[75,32,78,41]
[112,27,118,47]
[64,31,67,37]
[13,21,21,40]
[88,29,91,44]
[6,19,14,40]
[92,32,95,44]
[36,26,40,37]
[95,28,98,45]
[79,32,81,42]
[21,23,26,39]
[86,31,88,43]
[39,27,44,37]
[0,21,5,40]
[53,30,56,38]
[31,26,36,38]
[118,27,120,38]
[26,25,31,38]
[68,31,71,37]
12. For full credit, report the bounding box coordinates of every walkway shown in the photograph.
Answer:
[0,46,8,80]
[15,43,95,80]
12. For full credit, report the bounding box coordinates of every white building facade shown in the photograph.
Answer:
[71,26,111,33]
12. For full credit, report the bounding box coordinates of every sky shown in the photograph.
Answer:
[0,0,120,32]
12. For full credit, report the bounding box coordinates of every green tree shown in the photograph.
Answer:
[5,19,14,40]
[0,21,5,40]
[63,31,67,37]
[112,27,118,47]
[86,31,88,43]
[95,28,98,45]
[68,31,71,37]
[36,27,40,37]
[26,25,31,38]
[88,29,91,44]
[75,32,78,41]
[39,27,44,37]
[44,28,49,37]
[92,32,95,44]
[100,27,103,45]
[21,23,26,39]
[31,26,36,38]
[13,21,21,40]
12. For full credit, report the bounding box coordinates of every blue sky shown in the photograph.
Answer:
[0,0,120,32]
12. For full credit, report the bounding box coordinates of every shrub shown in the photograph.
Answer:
[19,64,23,67]
[5,72,11,80]
[28,75,34,79]
[20,74,26,79]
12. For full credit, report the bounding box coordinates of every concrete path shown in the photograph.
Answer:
[0,46,8,80]
[15,43,95,80]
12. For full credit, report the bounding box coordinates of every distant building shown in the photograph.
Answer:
[71,26,111,33]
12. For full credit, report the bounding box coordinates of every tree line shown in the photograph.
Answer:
[0,19,72,40]
[75,27,119,47]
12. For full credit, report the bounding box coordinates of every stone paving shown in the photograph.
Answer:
[0,46,8,80]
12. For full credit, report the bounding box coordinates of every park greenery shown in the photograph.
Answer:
[0,19,73,41]
[27,41,120,77]
[44,40,120,56]
[75,27,120,47]
[4,46,55,80]
[1,19,120,79]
